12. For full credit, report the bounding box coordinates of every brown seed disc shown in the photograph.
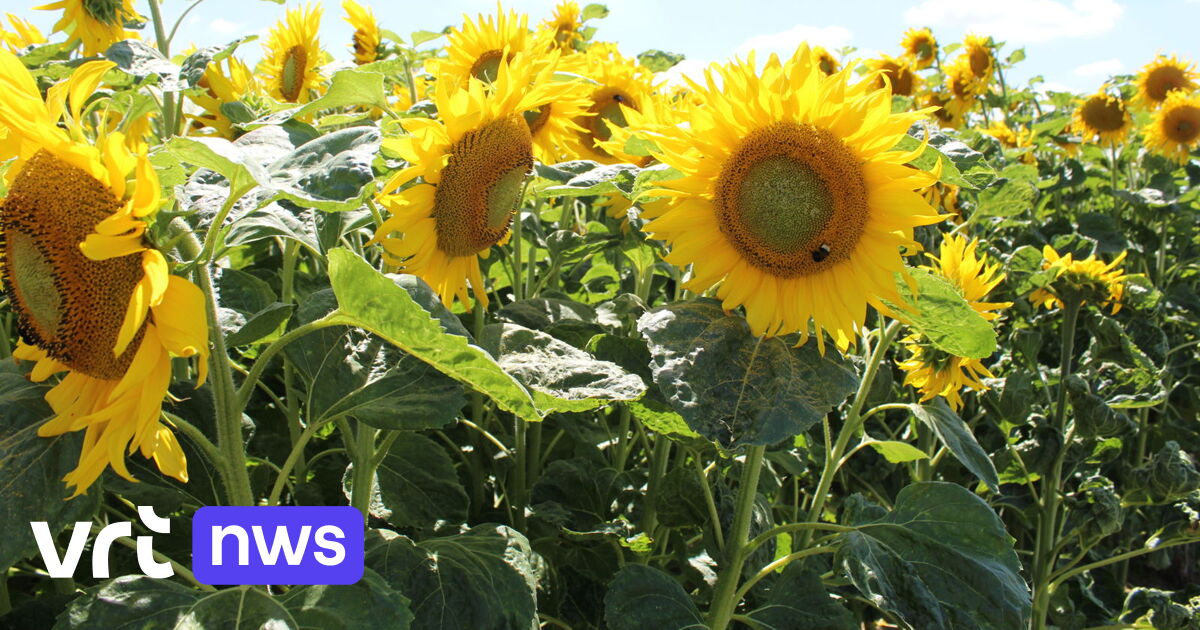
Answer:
[1080,95,1127,132]
[469,49,506,83]
[1164,103,1200,144]
[280,44,308,102]
[580,87,638,149]
[1146,65,1188,102]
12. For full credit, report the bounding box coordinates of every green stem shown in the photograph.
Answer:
[145,0,176,138]
[165,0,207,47]
[613,405,633,472]
[1049,538,1193,592]
[695,456,725,554]
[233,315,337,411]
[1032,298,1082,630]
[0,574,10,617]
[267,416,339,506]
[512,415,529,531]
[104,527,215,592]
[706,445,767,630]
[733,546,835,604]
[640,436,672,537]
[163,411,222,476]
[197,191,243,266]
[348,422,378,521]
[802,320,900,548]
[745,521,855,556]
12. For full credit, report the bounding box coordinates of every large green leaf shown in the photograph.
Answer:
[267,126,382,212]
[637,299,858,448]
[252,67,391,126]
[897,128,997,190]
[909,401,1000,492]
[888,268,998,359]
[326,249,541,423]
[745,563,857,630]
[365,526,542,630]
[345,433,468,530]
[0,363,99,571]
[165,135,268,200]
[539,163,640,198]
[836,482,1031,630]
[603,565,704,630]
[480,323,646,414]
[52,572,412,629]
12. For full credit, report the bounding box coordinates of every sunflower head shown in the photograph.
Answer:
[635,46,944,351]
[812,46,841,76]
[868,54,919,97]
[1030,245,1128,313]
[901,27,938,70]
[1136,55,1199,108]
[962,34,994,82]
[560,44,658,164]
[1144,90,1200,164]
[898,335,994,410]
[923,233,1012,320]
[541,1,584,52]
[2,13,47,52]
[1072,90,1131,145]
[187,51,256,138]
[342,0,381,65]
[260,4,325,104]
[922,90,964,128]
[38,0,141,56]
[942,56,981,115]
[438,8,532,87]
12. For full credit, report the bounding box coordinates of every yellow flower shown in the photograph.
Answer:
[342,0,381,66]
[962,34,994,83]
[260,4,325,104]
[867,54,919,97]
[898,233,1010,410]
[812,46,841,76]
[1,14,47,52]
[943,56,981,116]
[922,182,962,222]
[1072,91,1131,145]
[1135,55,1198,109]
[923,90,964,129]
[1030,245,1127,314]
[37,0,140,56]
[982,121,1035,163]
[560,44,658,164]
[901,27,937,70]
[1143,90,1200,164]
[636,46,944,352]
[186,52,256,138]
[371,53,582,309]
[541,1,583,52]
[0,50,208,496]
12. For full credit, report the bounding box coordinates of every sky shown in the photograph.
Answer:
[12,0,1200,94]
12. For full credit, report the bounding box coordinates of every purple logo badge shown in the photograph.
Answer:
[192,506,364,585]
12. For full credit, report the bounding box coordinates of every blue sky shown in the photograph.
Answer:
[15,0,1200,94]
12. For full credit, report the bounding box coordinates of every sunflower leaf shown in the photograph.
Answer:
[909,400,1001,492]
[603,565,704,630]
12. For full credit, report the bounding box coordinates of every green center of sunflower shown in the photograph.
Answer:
[280,45,308,102]
[586,88,635,145]
[714,122,869,278]
[523,105,551,136]
[470,50,505,83]
[82,0,124,26]
[0,151,146,380]
[916,41,933,60]
[433,116,533,257]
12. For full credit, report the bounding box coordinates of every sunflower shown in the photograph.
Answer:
[982,121,1035,163]
[868,54,919,97]
[898,234,1010,410]
[1072,91,1131,145]
[1135,55,1198,109]
[36,0,140,56]
[260,4,325,104]
[813,46,841,76]
[561,44,658,164]
[2,13,47,52]
[637,47,943,351]
[0,51,209,496]
[943,56,981,116]
[923,90,964,128]
[1143,90,1200,164]
[187,52,256,138]
[922,182,962,222]
[961,34,994,83]
[1030,245,1127,314]
[541,1,583,52]
[342,0,381,66]
[371,54,583,308]
[901,27,937,70]
[437,8,533,86]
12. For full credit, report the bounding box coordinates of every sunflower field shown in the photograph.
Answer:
[0,0,1199,628]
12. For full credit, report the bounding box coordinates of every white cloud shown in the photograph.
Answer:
[1073,58,1124,77]
[661,58,710,87]
[210,18,245,35]
[904,0,1123,44]
[735,24,853,59]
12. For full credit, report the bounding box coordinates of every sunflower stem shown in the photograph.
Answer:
[705,445,766,630]
[279,240,306,480]
[268,415,338,506]
[233,315,338,411]
[1031,297,1082,630]
[145,0,177,138]
[348,422,379,523]
[0,573,10,617]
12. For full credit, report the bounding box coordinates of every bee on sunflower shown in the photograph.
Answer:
[37,0,140,56]
[1143,90,1200,164]
[260,4,326,104]
[868,54,919,97]
[371,53,584,309]
[812,46,841,76]
[0,51,209,496]
[1135,55,1198,109]
[342,0,382,66]
[1072,90,1132,145]
[635,45,944,352]
[560,43,659,165]
[898,234,1010,410]
[1,13,47,52]
[1030,246,1128,314]
[901,27,938,70]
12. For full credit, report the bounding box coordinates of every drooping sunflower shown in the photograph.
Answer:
[812,46,841,76]
[982,121,1035,163]
[898,233,1010,410]
[260,4,325,104]
[437,8,533,86]
[0,51,209,496]
[342,0,381,66]
[561,44,658,164]
[36,0,140,56]
[187,51,256,138]
[923,90,964,128]
[637,47,944,351]
[922,182,962,222]
[943,56,981,116]
[901,27,937,70]
[868,54,919,97]
[1030,245,1127,314]
[2,13,47,52]
[1135,55,1198,109]
[1072,91,1131,145]
[541,1,584,52]
[1143,90,1200,164]
[961,34,994,84]
[371,54,583,308]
